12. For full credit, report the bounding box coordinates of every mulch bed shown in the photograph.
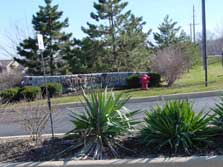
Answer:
[0,138,77,162]
[1,135,223,162]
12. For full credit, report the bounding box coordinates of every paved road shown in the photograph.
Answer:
[0,96,220,137]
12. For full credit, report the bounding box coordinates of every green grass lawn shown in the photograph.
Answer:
[7,56,223,107]
[120,56,223,98]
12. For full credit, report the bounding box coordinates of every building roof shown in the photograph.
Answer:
[0,60,12,68]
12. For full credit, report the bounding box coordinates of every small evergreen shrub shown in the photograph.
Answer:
[148,73,161,87]
[127,73,161,89]
[0,87,20,103]
[41,82,63,97]
[126,74,140,88]
[20,86,41,101]
[140,100,215,154]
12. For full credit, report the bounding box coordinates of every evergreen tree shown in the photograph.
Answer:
[16,38,41,75]
[15,0,72,75]
[61,37,107,74]
[117,15,151,71]
[153,15,185,48]
[152,15,201,73]
[81,0,150,71]
[63,38,108,74]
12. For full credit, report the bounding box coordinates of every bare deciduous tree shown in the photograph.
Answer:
[0,22,33,59]
[0,70,23,91]
[151,46,187,87]
[17,103,50,145]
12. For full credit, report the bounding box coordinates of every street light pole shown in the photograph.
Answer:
[201,0,208,87]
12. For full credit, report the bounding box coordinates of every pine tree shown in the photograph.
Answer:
[16,38,41,75]
[81,0,150,71]
[63,37,108,74]
[117,14,151,71]
[15,0,72,75]
[153,15,185,48]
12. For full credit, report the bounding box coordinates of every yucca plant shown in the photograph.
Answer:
[212,97,223,128]
[66,88,140,160]
[140,100,214,154]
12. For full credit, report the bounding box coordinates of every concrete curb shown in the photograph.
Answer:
[0,133,65,141]
[128,90,223,103]
[55,90,223,108]
[1,156,223,167]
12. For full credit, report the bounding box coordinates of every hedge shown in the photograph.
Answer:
[0,86,41,103]
[0,87,20,103]
[148,73,161,87]
[41,82,63,98]
[126,74,141,89]
[127,73,161,89]
[19,86,41,101]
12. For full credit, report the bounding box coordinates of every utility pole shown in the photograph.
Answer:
[202,0,208,87]
[190,23,193,41]
[193,5,196,43]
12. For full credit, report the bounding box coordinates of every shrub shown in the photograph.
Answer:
[20,86,41,101]
[41,83,63,98]
[17,102,50,145]
[0,70,23,91]
[126,74,140,88]
[212,97,223,128]
[66,89,140,159]
[0,87,20,103]
[140,100,215,154]
[151,46,188,87]
[148,73,161,87]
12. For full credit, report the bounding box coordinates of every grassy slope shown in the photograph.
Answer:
[120,56,223,98]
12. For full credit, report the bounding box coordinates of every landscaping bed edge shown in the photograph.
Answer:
[1,155,223,167]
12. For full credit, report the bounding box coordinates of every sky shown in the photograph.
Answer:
[0,0,223,59]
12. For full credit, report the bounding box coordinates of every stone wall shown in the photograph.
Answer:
[23,72,146,90]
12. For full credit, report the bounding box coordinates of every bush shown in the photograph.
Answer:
[127,73,161,89]
[20,86,41,101]
[17,102,50,145]
[212,97,223,128]
[151,46,188,87]
[140,100,215,154]
[148,73,161,87]
[66,89,140,159]
[0,70,23,91]
[41,83,63,98]
[126,74,140,88]
[0,87,20,103]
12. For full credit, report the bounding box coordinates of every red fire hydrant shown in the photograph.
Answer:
[140,74,150,90]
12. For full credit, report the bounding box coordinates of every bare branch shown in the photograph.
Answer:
[151,46,188,87]
[0,22,33,59]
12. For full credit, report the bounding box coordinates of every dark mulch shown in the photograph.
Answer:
[1,135,223,162]
[0,138,77,162]
[119,136,223,158]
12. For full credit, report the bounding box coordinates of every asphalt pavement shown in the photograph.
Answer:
[0,96,220,137]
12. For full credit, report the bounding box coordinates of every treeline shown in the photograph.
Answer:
[15,0,201,86]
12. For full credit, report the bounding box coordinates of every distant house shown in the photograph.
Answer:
[0,60,24,73]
